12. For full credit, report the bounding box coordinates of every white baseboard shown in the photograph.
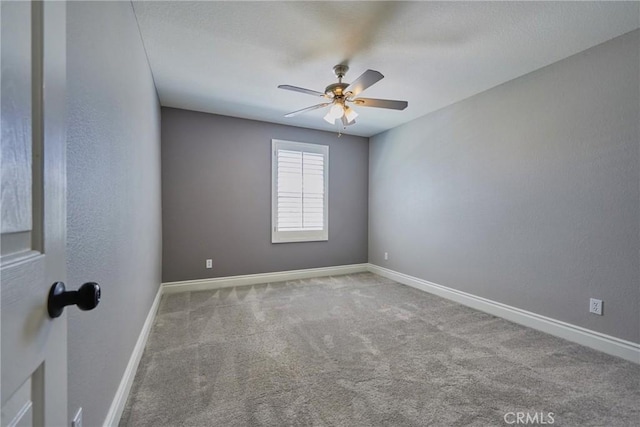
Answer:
[367,264,640,364]
[103,285,163,427]
[162,263,369,294]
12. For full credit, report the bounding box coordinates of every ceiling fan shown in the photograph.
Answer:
[278,64,408,127]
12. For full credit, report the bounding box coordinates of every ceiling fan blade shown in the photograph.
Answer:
[284,103,331,118]
[345,70,384,97]
[352,97,408,110]
[278,85,327,98]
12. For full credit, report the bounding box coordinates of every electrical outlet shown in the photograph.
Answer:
[384,252,388,260]
[71,408,82,427]
[590,298,603,315]
[206,259,213,269]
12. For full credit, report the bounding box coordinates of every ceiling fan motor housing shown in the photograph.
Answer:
[325,82,350,98]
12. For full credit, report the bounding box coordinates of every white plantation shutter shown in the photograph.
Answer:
[272,140,328,242]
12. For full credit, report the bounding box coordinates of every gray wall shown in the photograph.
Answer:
[67,2,162,426]
[369,30,639,343]
[162,108,368,282]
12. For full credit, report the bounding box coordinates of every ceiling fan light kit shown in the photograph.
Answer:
[279,64,408,130]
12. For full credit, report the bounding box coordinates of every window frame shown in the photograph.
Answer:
[271,139,329,243]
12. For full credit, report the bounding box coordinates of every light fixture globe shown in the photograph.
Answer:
[321,99,361,126]
[323,102,346,124]
[344,106,358,123]
[323,111,335,124]
[329,103,344,118]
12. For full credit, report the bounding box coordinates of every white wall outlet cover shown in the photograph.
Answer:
[206,259,213,269]
[72,408,82,427]
[590,298,603,315]
[384,252,388,260]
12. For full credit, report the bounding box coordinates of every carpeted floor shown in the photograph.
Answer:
[119,273,639,426]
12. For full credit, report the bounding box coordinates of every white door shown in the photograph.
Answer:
[1,1,68,426]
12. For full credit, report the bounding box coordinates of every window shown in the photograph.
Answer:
[272,139,328,243]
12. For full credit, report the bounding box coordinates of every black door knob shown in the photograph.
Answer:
[48,282,101,318]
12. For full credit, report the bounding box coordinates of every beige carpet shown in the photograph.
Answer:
[120,273,639,426]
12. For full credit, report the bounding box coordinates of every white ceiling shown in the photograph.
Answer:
[132,1,639,137]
